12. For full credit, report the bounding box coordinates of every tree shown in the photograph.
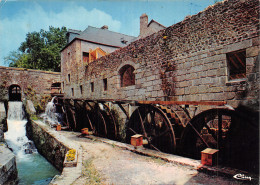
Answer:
[5,26,67,72]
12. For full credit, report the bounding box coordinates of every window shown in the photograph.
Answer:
[226,49,246,80]
[103,78,107,91]
[91,82,94,92]
[119,65,135,87]
[68,74,71,82]
[9,85,21,101]
[71,88,74,96]
[80,85,83,95]
[83,52,89,64]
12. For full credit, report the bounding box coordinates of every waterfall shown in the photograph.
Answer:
[7,101,25,121]
[41,96,62,126]
[4,101,60,184]
[5,101,36,159]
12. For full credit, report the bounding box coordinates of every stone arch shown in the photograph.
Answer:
[8,84,21,101]
[119,65,135,87]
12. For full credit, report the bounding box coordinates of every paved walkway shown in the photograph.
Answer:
[54,130,252,185]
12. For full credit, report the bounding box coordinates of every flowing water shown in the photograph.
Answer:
[41,97,62,126]
[4,101,60,185]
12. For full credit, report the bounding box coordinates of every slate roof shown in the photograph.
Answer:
[62,26,137,51]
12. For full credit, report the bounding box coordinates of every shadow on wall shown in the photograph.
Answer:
[229,54,260,174]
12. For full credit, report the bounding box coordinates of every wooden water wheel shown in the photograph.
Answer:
[180,109,234,159]
[126,104,176,154]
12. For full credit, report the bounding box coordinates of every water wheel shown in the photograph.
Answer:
[126,104,176,154]
[86,103,117,139]
[180,109,234,160]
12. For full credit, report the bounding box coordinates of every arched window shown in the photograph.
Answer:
[119,65,135,87]
[9,85,21,101]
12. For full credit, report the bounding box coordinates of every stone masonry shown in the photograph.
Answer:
[61,0,259,114]
[0,66,61,101]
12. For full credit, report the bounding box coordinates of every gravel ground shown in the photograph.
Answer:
[60,131,255,185]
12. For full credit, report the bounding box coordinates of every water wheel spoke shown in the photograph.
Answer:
[128,127,138,135]
[187,121,210,148]
[218,111,223,148]
[150,143,161,152]
[86,113,94,130]
[137,108,148,138]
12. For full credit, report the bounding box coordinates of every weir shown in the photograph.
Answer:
[4,101,59,184]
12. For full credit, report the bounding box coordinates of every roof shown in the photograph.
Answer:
[148,19,166,28]
[67,29,82,35]
[79,26,137,47]
[62,26,137,51]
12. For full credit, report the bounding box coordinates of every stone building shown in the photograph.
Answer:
[61,25,137,97]
[139,13,166,38]
[61,0,259,113]
[60,0,259,172]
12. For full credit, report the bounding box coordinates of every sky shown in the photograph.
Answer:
[0,0,217,67]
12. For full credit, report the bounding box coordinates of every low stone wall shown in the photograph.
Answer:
[0,143,18,185]
[27,120,82,184]
[27,120,69,171]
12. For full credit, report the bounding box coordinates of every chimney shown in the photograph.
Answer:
[140,13,148,38]
[101,25,108,29]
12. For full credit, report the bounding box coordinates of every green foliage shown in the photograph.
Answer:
[5,26,67,72]
[24,85,51,114]
[30,114,39,120]
[0,78,8,101]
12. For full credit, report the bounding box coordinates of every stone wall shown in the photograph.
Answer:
[27,120,82,185]
[27,120,69,171]
[0,66,61,101]
[62,0,259,112]
[0,102,6,142]
[0,144,18,185]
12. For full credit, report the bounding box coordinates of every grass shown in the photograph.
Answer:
[111,143,116,148]
[82,157,101,185]
[30,114,39,120]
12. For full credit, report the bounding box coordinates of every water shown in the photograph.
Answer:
[5,101,60,185]
[41,97,62,126]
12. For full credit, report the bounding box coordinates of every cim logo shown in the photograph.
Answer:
[233,174,252,181]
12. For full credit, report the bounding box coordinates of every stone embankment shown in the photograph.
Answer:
[0,144,18,185]
[27,120,82,184]
[0,102,18,185]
